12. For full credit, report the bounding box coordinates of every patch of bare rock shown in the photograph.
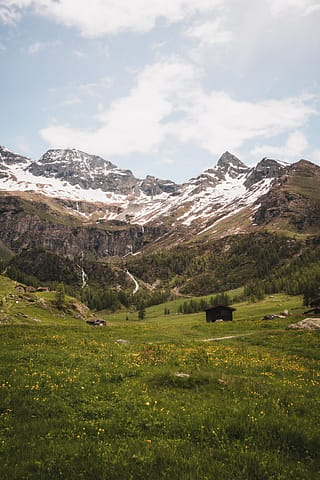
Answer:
[288,318,320,331]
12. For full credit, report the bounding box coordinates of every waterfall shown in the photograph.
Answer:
[81,267,88,288]
[126,270,139,295]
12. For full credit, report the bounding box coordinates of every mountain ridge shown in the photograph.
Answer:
[0,144,319,250]
[1,144,320,301]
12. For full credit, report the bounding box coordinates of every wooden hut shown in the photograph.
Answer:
[304,297,320,316]
[205,305,236,323]
[303,307,320,316]
[310,298,320,307]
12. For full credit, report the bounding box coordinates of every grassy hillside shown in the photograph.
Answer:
[285,160,320,201]
[125,232,305,296]
[0,286,319,479]
[0,192,83,227]
[0,275,90,326]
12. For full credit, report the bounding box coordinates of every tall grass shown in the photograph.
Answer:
[0,293,319,479]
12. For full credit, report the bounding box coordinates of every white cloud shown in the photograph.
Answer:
[26,41,43,55]
[0,5,21,24]
[152,41,168,51]
[267,0,320,16]
[0,42,6,52]
[0,0,35,25]
[2,0,320,38]
[62,96,82,106]
[1,0,221,35]
[185,19,233,46]
[73,49,87,58]
[26,40,61,55]
[304,4,320,15]
[76,77,113,96]
[170,93,315,156]
[251,131,309,161]
[40,58,317,160]
[41,58,197,155]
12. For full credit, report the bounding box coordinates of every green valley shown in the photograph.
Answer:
[0,277,319,479]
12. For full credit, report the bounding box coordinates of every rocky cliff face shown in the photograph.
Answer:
[253,160,320,232]
[26,148,180,196]
[0,146,285,234]
[215,151,250,178]
[0,146,30,180]
[28,149,139,195]
[189,152,250,193]
[1,145,320,259]
[245,158,285,189]
[0,146,29,166]
[139,175,179,195]
[0,195,167,259]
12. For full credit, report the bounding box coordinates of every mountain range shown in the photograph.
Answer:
[0,144,320,297]
[1,146,319,240]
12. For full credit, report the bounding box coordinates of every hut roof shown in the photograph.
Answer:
[303,307,320,315]
[205,305,236,312]
[310,298,320,307]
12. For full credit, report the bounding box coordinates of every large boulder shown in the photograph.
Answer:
[288,318,320,330]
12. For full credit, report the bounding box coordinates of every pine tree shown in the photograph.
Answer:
[55,283,66,309]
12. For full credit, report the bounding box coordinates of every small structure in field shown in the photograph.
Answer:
[304,297,320,316]
[86,319,106,327]
[310,297,320,307]
[303,307,320,315]
[37,286,50,292]
[205,305,236,323]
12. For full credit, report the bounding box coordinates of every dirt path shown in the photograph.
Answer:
[202,333,254,342]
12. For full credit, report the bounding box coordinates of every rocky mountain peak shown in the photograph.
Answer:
[139,175,180,196]
[28,148,139,195]
[289,159,320,175]
[216,151,249,178]
[25,148,180,197]
[217,151,247,169]
[1,143,319,240]
[244,157,285,189]
[0,146,30,165]
[38,148,117,170]
[257,157,286,171]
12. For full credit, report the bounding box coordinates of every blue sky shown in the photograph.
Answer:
[0,0,320,182]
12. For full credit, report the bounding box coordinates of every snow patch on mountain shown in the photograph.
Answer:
[0,146,285,231]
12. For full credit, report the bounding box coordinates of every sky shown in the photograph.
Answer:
[0,0,320,182]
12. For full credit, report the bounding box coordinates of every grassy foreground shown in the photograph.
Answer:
[0,292,319,479]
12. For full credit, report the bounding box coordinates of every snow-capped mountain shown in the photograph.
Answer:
[0,147,179,199]
[110,151,286,237]
[1,145,319,295]
[0,146,286,236]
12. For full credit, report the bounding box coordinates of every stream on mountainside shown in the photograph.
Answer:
[126,270,139,295]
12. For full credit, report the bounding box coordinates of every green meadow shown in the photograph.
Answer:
[0,287,319,479]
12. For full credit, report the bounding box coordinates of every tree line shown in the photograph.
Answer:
[178,293,231,314]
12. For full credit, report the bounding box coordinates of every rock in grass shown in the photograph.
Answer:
[288,318,320,330]
[175,372,190,378]
[218,378,228,386]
